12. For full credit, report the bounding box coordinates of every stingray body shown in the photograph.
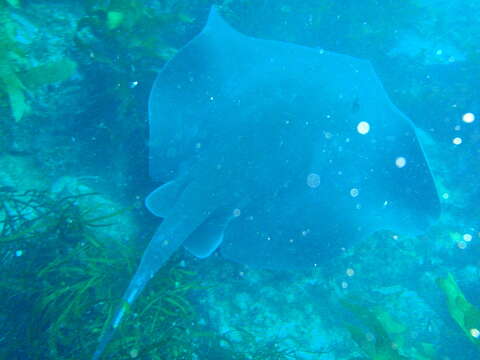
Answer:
[92,7,440,359]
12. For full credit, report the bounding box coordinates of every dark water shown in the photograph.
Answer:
[1,1,479,359]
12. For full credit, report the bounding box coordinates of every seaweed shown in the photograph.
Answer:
[0,3,77,122]
[0,188,200,359]
[341,299,436,360]
[75,0,193,70]
[196,328,304,360]
[437,272,480,350]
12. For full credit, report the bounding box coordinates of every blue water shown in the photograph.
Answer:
[1,1,479,359]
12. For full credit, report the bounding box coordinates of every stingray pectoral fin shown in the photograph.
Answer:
[183,209,233,258]
[145,180,186,218]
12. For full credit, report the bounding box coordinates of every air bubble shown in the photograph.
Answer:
[462,112,475,123]
[395,157,406,168]
[356,121,370,135]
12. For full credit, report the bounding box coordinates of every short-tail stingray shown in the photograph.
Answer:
[92,7,440,359]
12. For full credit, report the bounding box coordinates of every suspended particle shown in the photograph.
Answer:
[395,156,406,168]
[307,173,321,188]
[462,112,475,123]
[129,349,139,358]
[457,241,467,249]
[463,233,473,242]
[233,208,241,217]
[452,137,462,145]
[346,268,355,277]
[356,121,370,135]
[471,328,480,338]
[350,188,359,197]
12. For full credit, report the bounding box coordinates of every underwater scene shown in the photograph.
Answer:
[1,0,480,359]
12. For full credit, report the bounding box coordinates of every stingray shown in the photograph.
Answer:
[92,7,440,359]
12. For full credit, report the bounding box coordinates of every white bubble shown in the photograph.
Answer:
[471,328,480,338]
[233,208,241,217]
[356,121,370,135]
[341,281,348,289]
[463,112,475,123]
[463,233,473,242]
[346,268,355,277]
[453,137,462,145]
[442,192,449,200]
[307,173,321,188]
[395,156,407,168]
[350,188,359,197]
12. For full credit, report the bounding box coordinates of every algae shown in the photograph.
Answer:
[0,187,199,359]
[341,299,436,360]
[0,3,77,122]
[437,272,480,349]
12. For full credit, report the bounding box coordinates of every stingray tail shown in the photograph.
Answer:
[91,279,144,360]
[91,193,211,360]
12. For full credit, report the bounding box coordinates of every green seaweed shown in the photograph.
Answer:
[75,0,192,65]
[0,188,200,359]
[341,300,436,360]
[3,0,20,8]
[1,185,298,359]
[341,300,408,360]
[0,4,77,122]
[0,2,77,122]
[437,272,480,349]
